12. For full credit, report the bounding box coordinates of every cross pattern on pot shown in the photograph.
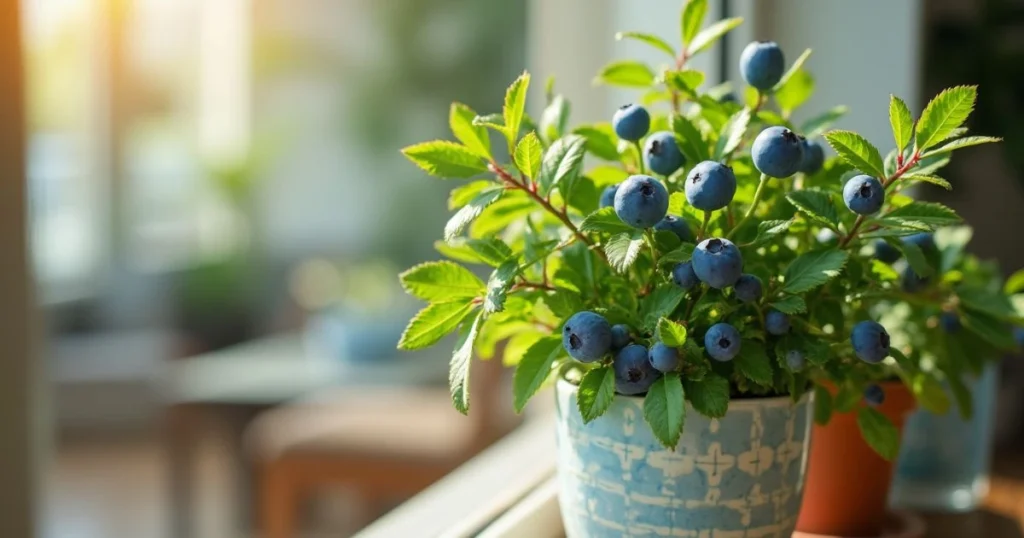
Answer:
[774,412,803,476]
[694,442,736,486]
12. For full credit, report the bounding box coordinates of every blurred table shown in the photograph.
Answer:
[162,332,447,538]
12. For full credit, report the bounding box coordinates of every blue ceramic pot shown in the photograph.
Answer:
[555,378,813,537]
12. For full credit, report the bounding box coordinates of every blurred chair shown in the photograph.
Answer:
[247,353,515,538]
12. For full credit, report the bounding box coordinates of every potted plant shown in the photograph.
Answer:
[886,243,1020,512]
[395,1,1006,535]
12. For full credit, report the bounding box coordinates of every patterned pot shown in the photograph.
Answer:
[555,378,813,537]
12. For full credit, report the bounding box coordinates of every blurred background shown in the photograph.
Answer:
[2,0,1023,537]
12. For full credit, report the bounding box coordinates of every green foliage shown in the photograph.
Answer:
[395,1,1013,454]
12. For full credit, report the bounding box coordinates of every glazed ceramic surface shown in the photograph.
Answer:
[555,379,813,537]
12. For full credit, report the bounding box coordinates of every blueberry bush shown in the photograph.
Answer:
[397,0,1015,458]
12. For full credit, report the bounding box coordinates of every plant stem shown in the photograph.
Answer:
[698,210,712,241]
[728,173,770,239]
[683,286,707,324]
[489,162,609,263]
[669,49,691,115]
[641,229,661,295]
[634,141,646,174]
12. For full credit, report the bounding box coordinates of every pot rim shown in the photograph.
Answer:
[555,376,810,409]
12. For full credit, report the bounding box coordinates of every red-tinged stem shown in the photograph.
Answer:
[670,49,691,114]
[489,162,609,264]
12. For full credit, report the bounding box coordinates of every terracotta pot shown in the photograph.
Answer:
[796,381,916,537]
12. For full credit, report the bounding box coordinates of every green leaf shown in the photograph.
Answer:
[513,132,543,179]
[962,310,1017,350]
[594,60,655,88]
[958,284,1019,321]
[605,231,646,273]
[473,113,504,132]
[448,180,492,210]
[889,95,914,152]
[824,130,885,178]
[751,219,793,245]
[786,190,839,227]
[734,340,773,386]
[656,318,688,347]
[641,285,687,329]
[470,196,534,237]
[581,207,634,235]
[512,336,562,413]
[644,373,686,449]
[948,373,973,419]
[783,249,849,293]
[684,373,729,418]
[915,85,977,150]
[402,140,488,178]
[450,102,491,158]
[770,295,807,315]
[503,72,531,148]
[577,366,616,423]
[449,310,483,414]
[801,105,849,139]
[538,135,587,193]
[485,259,520,314]
[681,0,708,45]
[687,17,743,55]
[813,385,833,425]
[886,202,961,226]
[713,107,751,160]
[399,261,485,302]
[465,238,513,267]
[774,69,814,114]
[544,289,585,319]
[909,152,951,176]
[539,95,571,143]
[870,259,900,281]
[399,299,477,350]
[616,31,676,59]
[911,375,951,415]
[921,135,1002,158]
[668,192,686,215]
[856,407,900,460]
[444,187,504,242]
[1005,269,1024,294]
[772,48,812,92]
[901,173,951,190]
[671,114,710,163]
[659,244,696,266]
[572,125,620,161]
[664,70,706,97]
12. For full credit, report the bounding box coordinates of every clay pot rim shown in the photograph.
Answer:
[555,376,811,409]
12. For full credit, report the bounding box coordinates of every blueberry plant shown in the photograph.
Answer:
[397,0,1015,457]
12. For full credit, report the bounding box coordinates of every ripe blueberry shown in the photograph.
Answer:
[739,41,785,91]
[614,175,669,229]
[672,261,700,290]
[613,344,660,395]
[851,320,890,363]
[904,233,936,253]
[863,384,886,407]
[939,312,961,333]
[901,265,929,293]
[733,274,763,303]
[786,349,806,371]
[705,323,742,362]
[752,126,805,178]
[610,324,631,350]
[692,237,743,289]
[799,139,825,175]
[599,184,618,209]
[765,310,791,335]
[649,342,681,373]
[612,104,650,142]
[654,215,694,243]
[685,161,737,211]
[644,131,685,176]
[874,240,901,264]
[843,175,885,215]
[562,311,612,363]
